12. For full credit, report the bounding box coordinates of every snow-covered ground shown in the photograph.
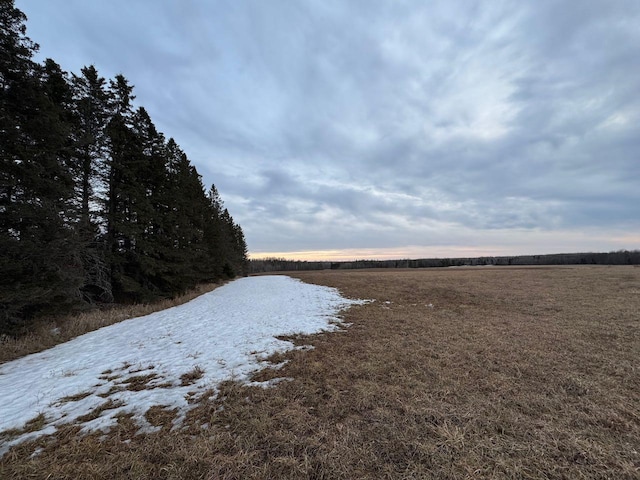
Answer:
[0,275,367,456]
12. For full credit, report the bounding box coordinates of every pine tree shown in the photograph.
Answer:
[218,207,248,278]
[71,65,110,234]
[204,184,226,278]
[0,2,82,333]
[157,139,192,292]
[71,65,112,302]
[174,152,209,288]
[203,184,247,278]
[128,107,170,296]
[233,222,249,276]
[1,0,250,331]
[105,74,145,301]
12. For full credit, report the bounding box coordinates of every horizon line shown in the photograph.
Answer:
[248,247,637,263]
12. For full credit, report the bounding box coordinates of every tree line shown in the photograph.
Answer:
[1,1,248,335]
[250,250,640,273]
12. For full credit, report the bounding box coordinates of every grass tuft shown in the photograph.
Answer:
[0,414,47,440]
[120,374,159,392]
[76,400,125,423]
[180,366,205,386]
[57,391,92,404]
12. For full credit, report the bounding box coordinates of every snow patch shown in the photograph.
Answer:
[0,275,368,456]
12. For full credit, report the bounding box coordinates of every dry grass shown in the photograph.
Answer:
[120,374,160,392]
[76,399,126,423]
[1,266,639,479]
[57,391,93,404]
[180,366,205,386]
[0,414,47,441]
[0,282,224,365]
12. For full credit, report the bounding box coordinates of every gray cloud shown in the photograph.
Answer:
[17,0,640,257]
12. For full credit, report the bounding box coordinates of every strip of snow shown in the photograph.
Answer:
[0,275,367,456]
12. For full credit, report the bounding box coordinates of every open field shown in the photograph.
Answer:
[2,266,639,479]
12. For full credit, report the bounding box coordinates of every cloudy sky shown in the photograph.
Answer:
[18,0,640,260]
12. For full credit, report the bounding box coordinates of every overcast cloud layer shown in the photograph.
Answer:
[18,0,640,259]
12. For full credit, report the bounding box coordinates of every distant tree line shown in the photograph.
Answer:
[250,250,640,274]
[1,1,247,335]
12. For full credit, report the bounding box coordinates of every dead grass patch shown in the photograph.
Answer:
[0,282,224,365]
[180,366,205,386]
[144,406,178,429]
[0,414,47,440]
[97,385,125,398]
[120,373,159,391]
[58,391,92,404]
[1,266,639,479]
[76,399,125,423]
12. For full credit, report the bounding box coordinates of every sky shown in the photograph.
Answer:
[17,0,640,260]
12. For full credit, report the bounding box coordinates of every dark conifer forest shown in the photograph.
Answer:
[0,1,248,335]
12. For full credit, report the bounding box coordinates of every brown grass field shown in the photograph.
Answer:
[1,266,639,479]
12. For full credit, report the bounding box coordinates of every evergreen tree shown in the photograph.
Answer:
[157,139,193,292]
[71,65,110,233]
[204,184,226,278]
[0,2,82,333]
[71,65,112,302]
[172,148,209,288]
[0,0,249,332]
[203,184,248,278]
[105,74,145,301]
[232,221,249,276]
[127,107,170,296]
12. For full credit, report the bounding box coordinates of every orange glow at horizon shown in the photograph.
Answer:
[248,246,518,262]
[248,233,639,262]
